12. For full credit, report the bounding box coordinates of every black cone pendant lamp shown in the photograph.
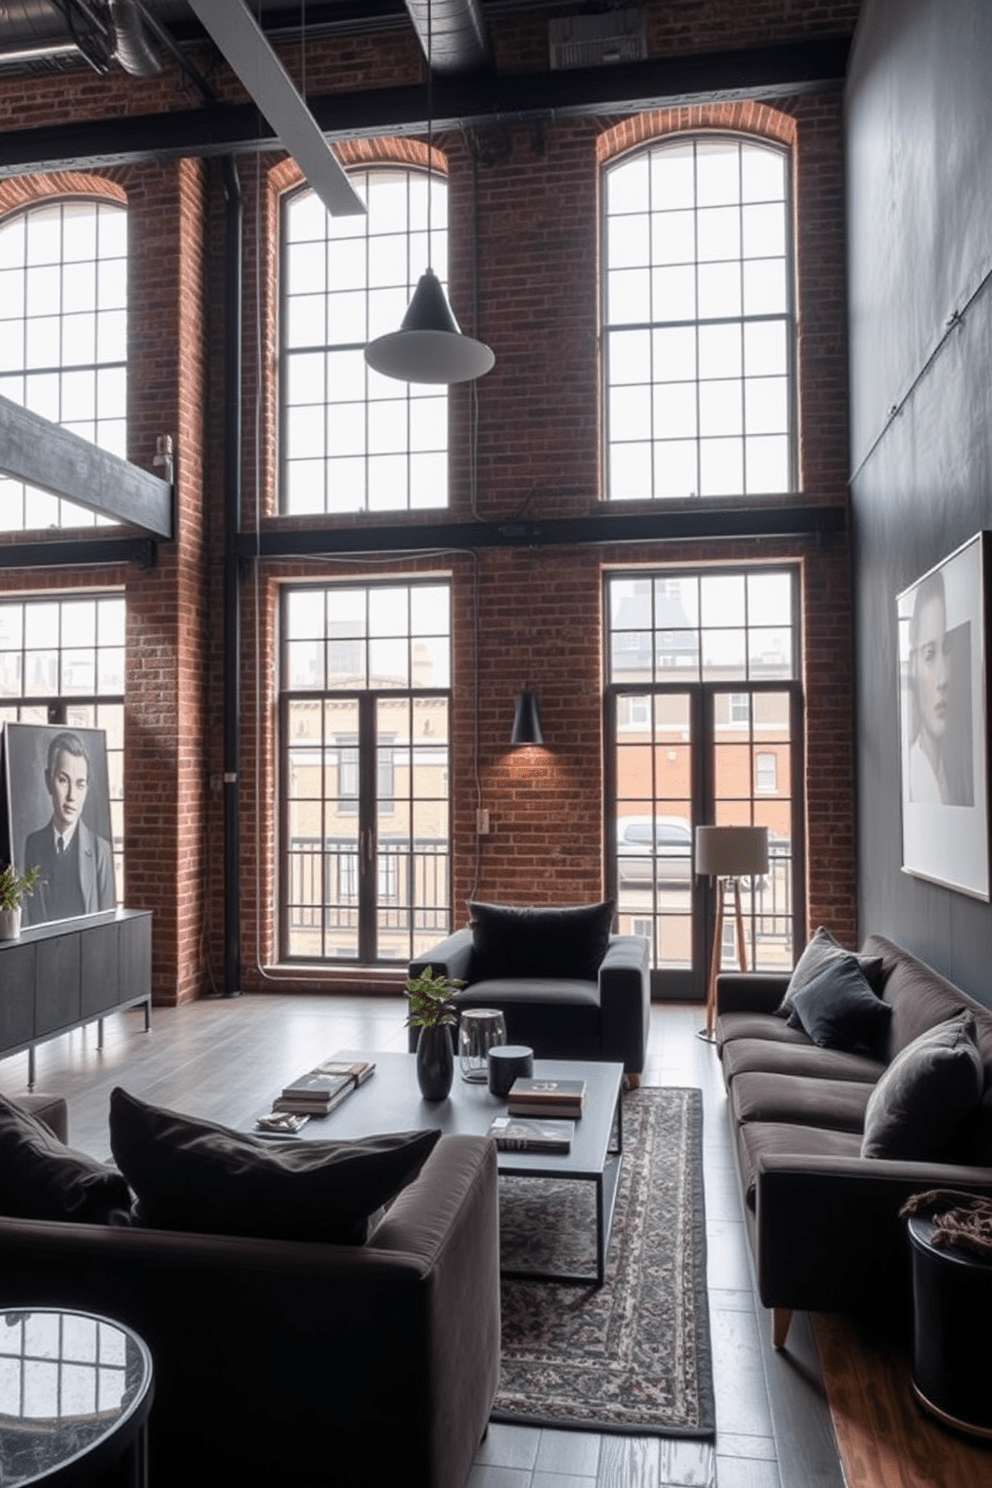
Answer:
[365,268,494,383]
[364,2,494,386]
[511,690,543,746]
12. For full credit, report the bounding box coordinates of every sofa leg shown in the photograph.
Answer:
[624,1073,641,1091]
[771,1308,792,1350]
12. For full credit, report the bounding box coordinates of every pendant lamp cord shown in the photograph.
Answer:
[426,0,433,269]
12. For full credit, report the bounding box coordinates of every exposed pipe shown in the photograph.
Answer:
[221,154,243,998]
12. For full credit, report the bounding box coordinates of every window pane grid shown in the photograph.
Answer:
[281,170,448,516]
[0,593,125,895]
[0,200,127,531]
[607,568,798,975]
[281,582,451,964]
[607,570,796,686]
[604,136,792,501]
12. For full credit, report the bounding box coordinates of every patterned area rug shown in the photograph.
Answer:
[492,1085,714,1438]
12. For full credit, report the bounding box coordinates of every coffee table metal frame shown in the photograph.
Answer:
[258,1052,624,1288]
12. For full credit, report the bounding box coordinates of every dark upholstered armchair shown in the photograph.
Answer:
[408,901,651,1083]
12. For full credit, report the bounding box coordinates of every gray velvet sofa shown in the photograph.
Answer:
[409,901,651,1081]
[0,1094,500,1488]
[715,933,992,1348]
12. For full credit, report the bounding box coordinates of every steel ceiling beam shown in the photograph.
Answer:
[0,36,850,176]
[236,503,847,559]
[0,393,173,536]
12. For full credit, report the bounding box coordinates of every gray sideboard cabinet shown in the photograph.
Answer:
[0,909,152,1086]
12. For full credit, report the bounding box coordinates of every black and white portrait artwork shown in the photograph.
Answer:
[898,533,989,898]
[2,722,117,926]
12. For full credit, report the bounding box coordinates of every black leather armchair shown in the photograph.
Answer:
[409,905,651,1082]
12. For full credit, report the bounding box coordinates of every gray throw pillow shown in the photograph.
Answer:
[0,1093,132,1224]
[785,954,892,1052]
[109,1087,441,1244]
[861,1011,985,1160]
[776,925,885,1017]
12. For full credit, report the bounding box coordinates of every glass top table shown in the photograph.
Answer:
[0,1306,154,1487]
[254,1051,625,1287]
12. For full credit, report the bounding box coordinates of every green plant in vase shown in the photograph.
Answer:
[405,966,463,1100]
[0,863,41,939]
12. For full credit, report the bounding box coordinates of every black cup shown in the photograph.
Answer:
[487,1044,535,1098]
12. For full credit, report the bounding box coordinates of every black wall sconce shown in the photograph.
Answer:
[510,689,543,745]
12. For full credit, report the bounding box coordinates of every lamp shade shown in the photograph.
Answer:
[695,825,768,878]
[510,690,543,746]
[364,269,495,385]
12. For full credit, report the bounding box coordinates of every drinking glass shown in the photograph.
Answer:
[458,1008,507,1082]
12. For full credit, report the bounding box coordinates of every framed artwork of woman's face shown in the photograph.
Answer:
[897,531,990,898]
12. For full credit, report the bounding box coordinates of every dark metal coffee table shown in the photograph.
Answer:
[260,1051,624,1287]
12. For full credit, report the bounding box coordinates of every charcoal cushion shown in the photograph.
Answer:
[861,1011,985,1160]
[109,1086,441,1244]
[0,1092,132,1223]
[785,954,892,1053]
[468,900,614,983]
[776,926,885,1017]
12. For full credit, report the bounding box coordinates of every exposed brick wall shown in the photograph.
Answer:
[0,3,860,1004]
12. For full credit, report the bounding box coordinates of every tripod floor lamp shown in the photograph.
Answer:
[695,825,769,1042]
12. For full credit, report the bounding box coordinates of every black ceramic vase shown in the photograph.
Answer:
[416,1025,454,1100]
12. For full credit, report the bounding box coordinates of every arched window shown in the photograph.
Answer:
[281,167,448,515]
[603,136,792,501]
[0,198,127,530]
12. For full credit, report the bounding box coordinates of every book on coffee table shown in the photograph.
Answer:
[273,1058,376,1116]
[488,1115,575,1152]
[507,1077,586,1119]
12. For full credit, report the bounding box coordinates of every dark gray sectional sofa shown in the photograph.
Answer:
[0,1095,500,1488]
[715,933,992,1347]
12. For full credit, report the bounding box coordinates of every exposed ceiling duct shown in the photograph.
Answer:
[0,0,161,76]
[110,0,161,76]
[403,0,491,74]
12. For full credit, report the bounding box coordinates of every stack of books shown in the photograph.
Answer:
[272,1057,376,1117]
[507,1077,586,1120]
[487,1115,575,1152]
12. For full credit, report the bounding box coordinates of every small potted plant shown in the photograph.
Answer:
[0,863,41,941]
[405,965,463,1100]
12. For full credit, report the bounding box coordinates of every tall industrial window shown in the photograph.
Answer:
[606,568,802,994]
[0,199,127,530]
[280,581,451,963]
[0,593,126,894]
[603,136,793,501]
[281,168,448,515]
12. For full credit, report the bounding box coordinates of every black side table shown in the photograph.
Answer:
[908,1215,992,1438]
[0,1307,154,1486]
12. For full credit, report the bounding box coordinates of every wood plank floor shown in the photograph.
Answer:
[0,993,975,1487]
[813,1313,992,1488]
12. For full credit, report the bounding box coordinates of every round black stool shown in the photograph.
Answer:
[907,1214,992,1438]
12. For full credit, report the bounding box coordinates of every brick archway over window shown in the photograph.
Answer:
[0,170,127,218]
[597,102,797,164]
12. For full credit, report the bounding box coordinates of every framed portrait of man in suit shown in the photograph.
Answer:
[2,722,117,927]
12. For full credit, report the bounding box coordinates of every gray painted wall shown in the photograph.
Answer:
[847,0,992,1000]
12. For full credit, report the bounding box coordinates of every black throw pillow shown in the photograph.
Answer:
[861,1011,985,1160]
[108,1087,440,1245]
[776,925,885,1017]
[785,953,892,1052]
[468,900,615,982]
[0,1093,132,1224]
